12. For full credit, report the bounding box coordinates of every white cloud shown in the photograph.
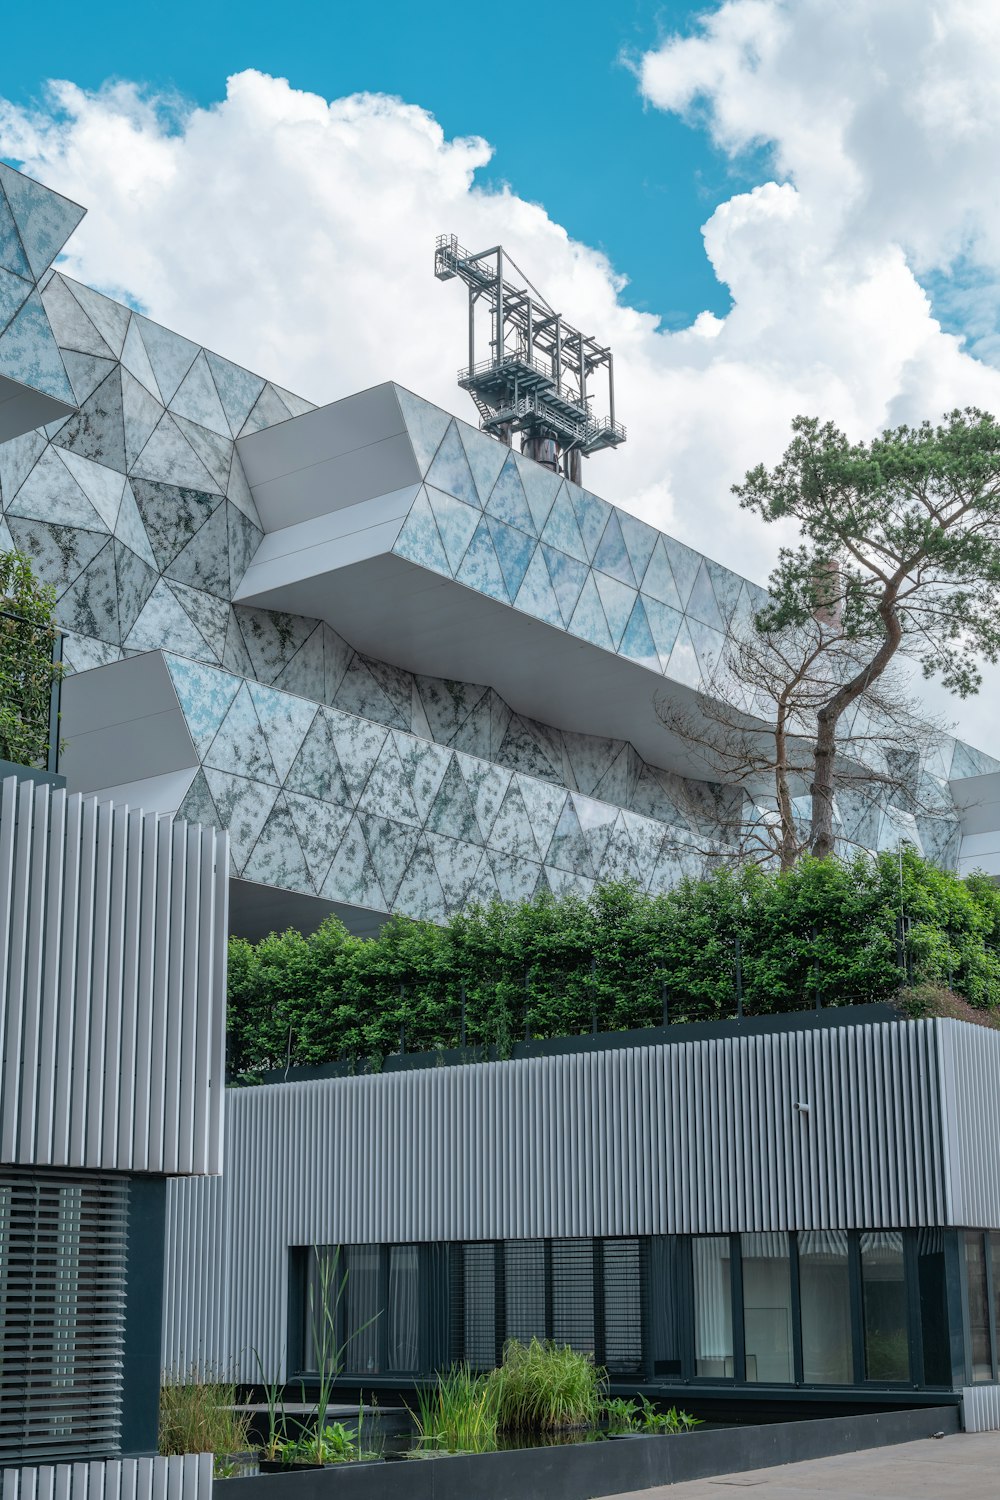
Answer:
[2,15,1000,748]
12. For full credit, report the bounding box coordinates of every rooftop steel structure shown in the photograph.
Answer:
[435,234,626,478]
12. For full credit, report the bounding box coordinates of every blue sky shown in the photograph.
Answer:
[0,0,762,327]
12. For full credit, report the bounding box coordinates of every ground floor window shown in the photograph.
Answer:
[293,1225,970,1391]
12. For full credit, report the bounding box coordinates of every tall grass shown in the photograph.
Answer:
[159,1374,250,1458]
[412,1365,499,1453]
[486,1339,604,1431]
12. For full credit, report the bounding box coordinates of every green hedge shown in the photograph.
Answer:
[226,850,1000,1076]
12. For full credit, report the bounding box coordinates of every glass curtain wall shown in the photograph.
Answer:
[966,1233,993,1382]
[693,1237,734,1378]
[798,1230,852,1384]
[861,1232,909,1382]
[741,1233,793,1383]
[387,1245,420,1371]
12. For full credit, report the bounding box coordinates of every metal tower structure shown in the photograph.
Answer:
[434,234,626,481]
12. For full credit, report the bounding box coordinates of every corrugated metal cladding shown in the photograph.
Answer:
[164,1019,960,1379]
[0,1455,213,1500]
[0,776,228,1175]
[937,1023,1000,1229]
[962,1385,1000,1432]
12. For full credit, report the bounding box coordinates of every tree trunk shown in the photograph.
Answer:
[774,706,798,873]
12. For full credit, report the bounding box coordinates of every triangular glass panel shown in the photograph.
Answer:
[205,351,265,438]
[540,482,589,564]
[485,452,536,534]
[335,655,408,730]
[414,675,487,745]
[425,484,480,573]
[166,579,230,662]
[285,709,353,806]
[176,769,220,833]
[0,428,46,504]
[325,709,390,805]
[52,366,125,472]
[706,558,743,624]
[514,546,563,628]
[62,279,131,358]
[540,543,589,627]
[166,503,232,599]
[496,713,564,783]
[225,449,260,525]
[394,385,451,474]
[243,793,314,893]
[425,420,479,507]
[286,792,353,891]
[238,384,292,437]
[568,571,614,650]
[394,834,447,922]
[458,421,506,504]
[593,510,636,586]
[0,187,31,279]
[133,314,199,406]
[643,596,683,672]
[515,452,561,533]
[486,514,534,599]
[356,735,422,827]
[227,504,262,592]
[688,617,726,678]
[237,603,316,686]
[425,832,486,914]
[121,576,212,660]
[356,812,422,905]
[619,597,659,671]
[0,266,32,334]
[594,571,636,649]
[223,610,256,677]
[487,849,541,905]
[393,486,451,575]
[203,680,279,784]
[516,775,566,862]
[425,755,484,845]
[7,516,106,595]
[456,754,513,843]
[0,290,75,404]
[62,351,117,406]
[202,770,279,873]
[55,449,126,532]
[663,536,701,609]
[664,618,702,688]
[319,814,386,910]
[130,477,219,571]
[130,413,222,493]
[562,729,619,798]
[639,536,682,609]
[0,164,84,279]
[546,795,594,876]
[573,794,618,872]
[39,275,112,357]
[7,446,107,531]
[619,512,658,585]
[120,315,161,399]
[270,384,313,417]
[567,482,613,561]
[170,349,230,438]
[165,656,241,758]
[391,732,453,824]
[598,812,642,885]
[685,559,725,630]
[247,681,319,784]
[486,778,539,861]
[121,368,165,472]
[173,414,233,493]
[58,540,119,645]
[456,519,510,602]
[113,480,158,569]
[273,624,325,703]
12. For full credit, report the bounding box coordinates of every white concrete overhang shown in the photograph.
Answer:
[950,770,1000,877]
[234,383,729,779]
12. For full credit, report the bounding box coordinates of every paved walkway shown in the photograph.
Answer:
[595,1431,1000,1498]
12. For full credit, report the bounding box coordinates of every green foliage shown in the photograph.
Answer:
[601,1396,701,1435]
[274,1421,378,1466]
[158,1374,251,1463]
[485,1338,604,1432]
[228,852,1000,1074]
[411,1365,500,1453]
[0,550,61,768]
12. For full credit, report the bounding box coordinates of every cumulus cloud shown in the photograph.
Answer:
[2,10,1000,744]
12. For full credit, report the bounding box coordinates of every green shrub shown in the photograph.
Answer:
[486,1338,603,1432]
[0,550,62,769]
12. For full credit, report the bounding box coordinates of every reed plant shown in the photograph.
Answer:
[159,1372,251,1460]
[486,1338,604,1431]
[411,1365,500,1453]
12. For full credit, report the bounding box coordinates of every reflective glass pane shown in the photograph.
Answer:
[387,1245,419,1372]
[990,1233,1000,1375]
[462,1243,497,1369]
[345,1244,381,1373]
[551,1239,594,1354]
[304,1246,344,1371]
[799,1230,852,1384]
[861,1232,909,1382]
[917,1229,951,1387]
[505,1241,546,1343]
[693,1236,733,1378]
[965,1232,992,1382]
[741,1232,792,1383]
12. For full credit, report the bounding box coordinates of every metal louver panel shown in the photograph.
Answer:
[0,776,227,1175]
[0,1454,213,1500]
[0,1173,128,1464]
